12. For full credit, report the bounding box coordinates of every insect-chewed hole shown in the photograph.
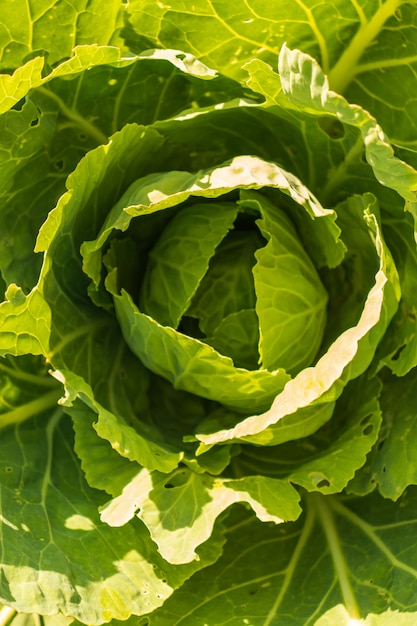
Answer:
[360,414,374,436]
[310,473,331,489]
[163,469,188,489]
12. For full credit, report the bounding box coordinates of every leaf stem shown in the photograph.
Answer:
[263,503,315,626]
[0,388,62,430]
[36,86,109,145]
[313,494,361,620]
[328,0,402,94]
[0,359,57,388]
[320,134,365,206]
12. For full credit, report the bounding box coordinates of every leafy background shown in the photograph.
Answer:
[2,0,417,625]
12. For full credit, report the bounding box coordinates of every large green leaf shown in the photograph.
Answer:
[349,368,417,501]
[278,44,417,202]
[124,0,400,81]
[0,0,124,70]
[0,410,224,624]
[0,48,244,292]
[125,0,417,148]
[139,489,417,625]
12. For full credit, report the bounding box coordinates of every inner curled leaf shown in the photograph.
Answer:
[139,189,328,375]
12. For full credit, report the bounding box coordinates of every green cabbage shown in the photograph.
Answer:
[1,1,417,625]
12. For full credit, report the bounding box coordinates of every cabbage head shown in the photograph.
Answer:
[1,2,417,625]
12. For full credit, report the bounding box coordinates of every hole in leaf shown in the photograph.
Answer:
[5,467,13,473]
[310,473,331,489]
[317,116,345,139]
[12,97,26,112]
[163,470,189,489]
[30,117,39,127]
[391,344,405,361]
[55,159,64,170]
[360,414,374,435]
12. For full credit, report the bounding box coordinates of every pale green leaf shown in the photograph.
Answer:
[251,191,328,373]
[186,225,263,338]
[100,467,301,564]
[205,309,260,371]
[139,202,238,327]
[114,290,289,413]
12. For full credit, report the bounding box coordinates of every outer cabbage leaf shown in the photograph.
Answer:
[136,489,417,625]
[278,44,417,202]
[0,410,225,625]
[236,374,382,496]
[0,48,245,292]
[126,0,417,149]
[0,0,124,70]
[0,354,61,430]
[348,368,417,501]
